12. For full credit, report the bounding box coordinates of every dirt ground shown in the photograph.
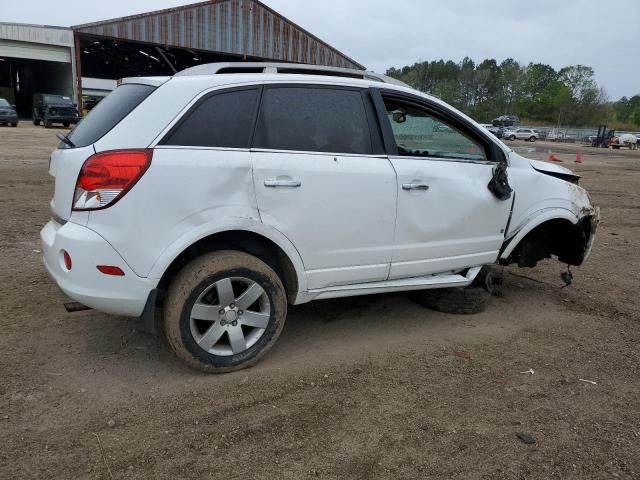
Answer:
[1,124,639,480]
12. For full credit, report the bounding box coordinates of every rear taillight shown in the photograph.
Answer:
[73,149,152,211]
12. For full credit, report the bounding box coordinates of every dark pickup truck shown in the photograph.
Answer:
[33,93,81,128]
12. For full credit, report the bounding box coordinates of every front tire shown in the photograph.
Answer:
[412,267,500,315]
[529,136,536,142]
[44,117,52,128]
[509,135,516,141]
[413,286,490,314]
[164,250,287,373]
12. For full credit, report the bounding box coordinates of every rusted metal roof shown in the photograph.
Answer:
[72,0,364,70]
[0,23,74,47]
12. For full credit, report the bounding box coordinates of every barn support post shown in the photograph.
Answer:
[73,33,83,113]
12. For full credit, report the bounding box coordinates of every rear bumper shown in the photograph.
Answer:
[46,116,80,122]
[40,220,156,317]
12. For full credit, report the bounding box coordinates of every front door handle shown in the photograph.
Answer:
[402,183,430,191]
[264,179,302,188]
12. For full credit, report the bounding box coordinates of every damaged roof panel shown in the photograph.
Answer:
[72,0,364,70]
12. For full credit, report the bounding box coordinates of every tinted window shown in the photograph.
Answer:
[162,89,259,148]
[254,87,372,155]
[384,98,487,162]
[67,84,156,148]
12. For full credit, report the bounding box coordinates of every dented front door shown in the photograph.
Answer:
[388,157,512,279]
[378,92,513,280]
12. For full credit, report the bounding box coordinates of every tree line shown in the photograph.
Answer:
[386,58,640,130]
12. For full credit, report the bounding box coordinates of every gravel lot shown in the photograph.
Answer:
[1,124,639,479]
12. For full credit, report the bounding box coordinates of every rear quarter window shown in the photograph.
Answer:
[161,88,259,148]
[66,84,156,148]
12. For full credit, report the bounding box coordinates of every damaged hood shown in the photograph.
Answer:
[527,158,576,176]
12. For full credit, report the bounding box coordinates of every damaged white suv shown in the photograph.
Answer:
[41,63,599,372]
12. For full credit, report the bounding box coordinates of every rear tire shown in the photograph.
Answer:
[509,135,516,141]
[10,122,17,127]
[63,122,70,128]
[529,136,536,142]
[32,118,40,126]
[44,117,52,128]
[164,250,287,373]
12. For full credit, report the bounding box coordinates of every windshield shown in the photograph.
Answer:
[0,99,10,107]
[45,95,73,105]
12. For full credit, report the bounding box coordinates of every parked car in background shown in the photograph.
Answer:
[503,128,539,142]
[32,93,81,128]
[434,123,453,133]
[486,126,508,139]
[611,133,639,150]
[0,98,18,127]
[492,115,519,127]
[41,62,599,373]
[495,127,512,139]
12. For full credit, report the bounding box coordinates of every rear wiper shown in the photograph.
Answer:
[56,133,76,148]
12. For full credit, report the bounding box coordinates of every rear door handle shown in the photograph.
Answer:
[264,179,302,188]
[402,183,430,191]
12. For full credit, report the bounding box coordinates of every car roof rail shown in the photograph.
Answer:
[174,62,409,87]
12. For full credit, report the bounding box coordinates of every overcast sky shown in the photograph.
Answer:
[3,0,638,99]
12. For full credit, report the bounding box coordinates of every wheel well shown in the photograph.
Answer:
[157,231,299,301]
[502,218,592,268]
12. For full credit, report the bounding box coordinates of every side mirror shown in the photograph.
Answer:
[11,105,16,109]
[392,110,407,124]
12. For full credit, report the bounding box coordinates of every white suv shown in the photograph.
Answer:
[41,63,599,372]
[505,128,539,142]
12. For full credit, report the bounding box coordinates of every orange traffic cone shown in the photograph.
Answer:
[575,152,583,164]
[548,152,562,162]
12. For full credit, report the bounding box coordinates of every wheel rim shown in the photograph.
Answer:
[189,276,271,357]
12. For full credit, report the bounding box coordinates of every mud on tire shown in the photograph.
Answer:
[164,250,287,373]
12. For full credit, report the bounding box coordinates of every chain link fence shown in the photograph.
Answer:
[519,125,640,143]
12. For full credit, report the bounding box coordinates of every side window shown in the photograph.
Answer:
[384,98,487,162]
[254,87,372,155]
[162,88,259,148]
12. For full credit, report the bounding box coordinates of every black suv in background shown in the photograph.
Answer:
[32,93,81,128]
[0,98,18,127]
[491,115,519,127]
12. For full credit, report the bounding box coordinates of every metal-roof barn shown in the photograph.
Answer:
[74,0,363,75]
[0,0,364,118]
[0,24,77,117]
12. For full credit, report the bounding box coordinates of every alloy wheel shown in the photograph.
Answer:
[189,277,271,356]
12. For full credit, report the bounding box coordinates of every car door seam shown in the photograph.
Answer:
[386,156,400,280]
